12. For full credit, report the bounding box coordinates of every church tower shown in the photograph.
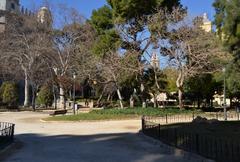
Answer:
[0,0,20,32]
[151,49,160,69]
[37,7,52,28]
[201,13,212,33]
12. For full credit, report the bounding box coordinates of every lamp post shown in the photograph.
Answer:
[223,67,227,121]
[73,73,76,115]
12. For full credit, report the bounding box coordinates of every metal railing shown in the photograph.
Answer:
[143,112,240,125]
[0,122,15,148]
[142,113,240,162]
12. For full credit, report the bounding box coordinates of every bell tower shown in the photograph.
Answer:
[37,7,52,28]
[201,13,212,32]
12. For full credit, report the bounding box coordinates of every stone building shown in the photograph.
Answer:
[201,13,212,33]
[151,50,160,69]
[0,0,52,32]
[0,0,20,32]
[37,6,52,27]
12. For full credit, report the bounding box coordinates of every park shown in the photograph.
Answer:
[1,0,240,162]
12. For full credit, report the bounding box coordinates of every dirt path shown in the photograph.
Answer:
[0,112,211,162]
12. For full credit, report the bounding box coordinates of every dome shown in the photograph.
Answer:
[203,13,210,23]
[40,6,48,11]
[37,6,52,27]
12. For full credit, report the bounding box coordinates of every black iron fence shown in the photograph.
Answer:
[0,122,15,148]
[144,112,240,125]
[142,114,240,162]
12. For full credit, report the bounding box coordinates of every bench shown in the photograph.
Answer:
[49,110,67,116]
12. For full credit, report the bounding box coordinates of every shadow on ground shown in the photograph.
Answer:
[0,132,203,162]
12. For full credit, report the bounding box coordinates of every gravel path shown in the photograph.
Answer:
[0,112,212,162]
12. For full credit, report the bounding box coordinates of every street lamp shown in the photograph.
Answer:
[73,73,76,115]
[223,67,227,121]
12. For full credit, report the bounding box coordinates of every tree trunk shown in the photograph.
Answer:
[176,70,184,110]
[59,86,66,109]
[140,83,146,108]
[197,97,200,109]
[31,89,36,111]
[130,95,134,108]
[24,69,30,107]
[117,88,124,109]
[107,94,111,101]
[97,85,106,107]
[53,86,57,109]
[153,95,157,108]
[178,88,184,110]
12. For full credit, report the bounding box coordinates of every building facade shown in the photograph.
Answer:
[0,0,20,32]
[201,13,212,33]
[37,7,52,27]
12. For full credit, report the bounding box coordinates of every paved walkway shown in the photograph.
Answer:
[0,112,211,162]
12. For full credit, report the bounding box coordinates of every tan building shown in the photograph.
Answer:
[0,1,52,32]
[37,7,52,27]
[201,13,212,32]
[213,93,231,107]
[151,50,160,69]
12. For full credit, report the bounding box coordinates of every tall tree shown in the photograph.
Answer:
[90,5,121,57]
[149,8,226,109]
[226,61,240,100]
[52,6,85,109]
[185,74,218,108]
[213,0,240,57]
[0,11,53,109]
[106,0,183,107]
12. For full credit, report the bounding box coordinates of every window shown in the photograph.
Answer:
[11,3,15,10]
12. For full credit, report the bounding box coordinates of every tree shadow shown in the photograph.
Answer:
[2,132,205,162]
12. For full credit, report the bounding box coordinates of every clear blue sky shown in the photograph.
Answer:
[20,0,215,20]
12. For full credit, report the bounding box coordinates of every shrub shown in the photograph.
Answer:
[0,82,9,102]
[37,85,53,108]
[2,82,19,107]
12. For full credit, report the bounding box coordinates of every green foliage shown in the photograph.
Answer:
[143,68,167,95]
[0,82,9,102]
[213,0,240,56]
[90,5,114,35]
[47,107,196,121]
[163,68,178,92]
[107,0,181,23]
[185,74,219,107]
[89,5,121,57]
[226,61,240,99]
[92,29,121,57]
[37,85,54,108]
[1,82,19,107]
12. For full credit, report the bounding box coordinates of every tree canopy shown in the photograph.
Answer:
[213,0,240,57]
[107,0,181,23]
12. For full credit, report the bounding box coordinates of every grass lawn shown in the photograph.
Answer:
[45,107,196,121]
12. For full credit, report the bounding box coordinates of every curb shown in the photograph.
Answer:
[40,118,141,123]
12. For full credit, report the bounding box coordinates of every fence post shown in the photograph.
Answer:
[166,114,168,124]
[158,124,161,138]
[11,124,15,140]
[142,116,145,133]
